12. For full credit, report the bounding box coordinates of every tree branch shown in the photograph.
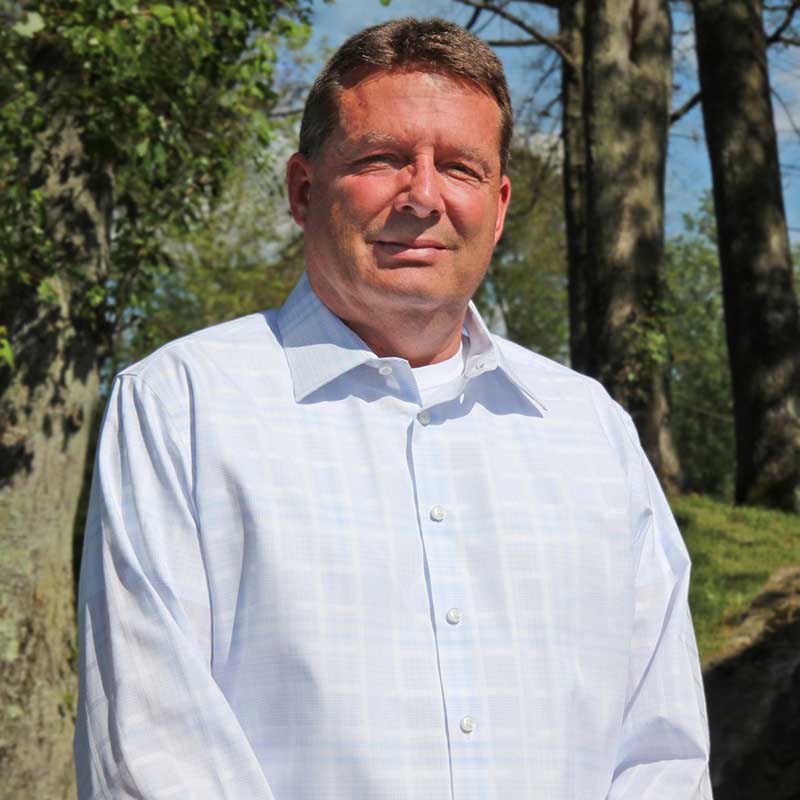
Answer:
[267,107,304,118]
[767,0,800,43]
[465,6,482,30]
[486,37,547,46]
[513,0,562,7]
[670,91,702,125]
[453,0,573,66]
[771,87,800,138]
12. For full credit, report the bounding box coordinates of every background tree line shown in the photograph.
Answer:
[458,0,800,512]
[0,0,798,797]
[0,2,311,794]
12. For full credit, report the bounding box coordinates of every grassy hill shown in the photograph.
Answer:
[673,493,800,664]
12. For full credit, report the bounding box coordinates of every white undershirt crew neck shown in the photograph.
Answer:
[410,338,467,403]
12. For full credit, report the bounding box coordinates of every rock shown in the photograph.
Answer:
[703,566,800,800]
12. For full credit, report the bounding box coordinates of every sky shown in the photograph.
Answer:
[299,0,800,245]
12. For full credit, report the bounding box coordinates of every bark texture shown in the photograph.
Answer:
[560,0,591,374]
[0,116,108,800]
[581,0,682,492]
[692,0,800,512]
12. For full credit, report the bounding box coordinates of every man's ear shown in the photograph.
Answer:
[286,153,313,228]
[493,174,511,245]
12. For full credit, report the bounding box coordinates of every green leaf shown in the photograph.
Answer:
[36,278,60,305]
[13,11,45,38]
[86,285,106,307]
[153,143,166,168]
[0,327,13,370]
[151,4,175,25]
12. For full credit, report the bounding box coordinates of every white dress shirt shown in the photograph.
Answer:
[75,272,712,799]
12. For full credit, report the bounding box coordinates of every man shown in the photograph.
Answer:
[75,17,712,799]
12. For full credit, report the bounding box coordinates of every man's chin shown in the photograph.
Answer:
[366,271,467,309]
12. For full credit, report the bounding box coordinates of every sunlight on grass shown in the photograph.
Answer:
[672,494,800,665]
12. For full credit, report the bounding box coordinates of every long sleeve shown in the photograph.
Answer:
[607,413,713,799]
[74,374,274,800]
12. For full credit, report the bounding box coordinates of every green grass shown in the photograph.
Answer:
[672,493,800,664]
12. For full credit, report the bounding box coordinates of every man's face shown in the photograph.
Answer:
[287,69,511,322]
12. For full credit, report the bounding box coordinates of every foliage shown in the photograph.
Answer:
[674,492,800,663]
[122,147,305,366]
[475,139,568,362]
[479,172,745,499]
[0,325,13,368]
[663,197,735,499]
[0,0,311,358]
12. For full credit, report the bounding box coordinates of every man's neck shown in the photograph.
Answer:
[306,269,470,367]
[342,309,465,367]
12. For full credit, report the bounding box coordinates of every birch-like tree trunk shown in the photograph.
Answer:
[692,0,800,511]
[0,116,109,800]
[582,0,682,492]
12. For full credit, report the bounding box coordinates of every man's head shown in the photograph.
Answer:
[298,18,512,174]
[287,18,512,347]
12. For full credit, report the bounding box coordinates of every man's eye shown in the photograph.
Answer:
[445,163,479,178]
[360,154,397,166]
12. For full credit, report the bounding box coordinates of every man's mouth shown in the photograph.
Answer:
[374,238,448,250]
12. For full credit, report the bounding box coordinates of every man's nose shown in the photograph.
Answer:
[395,158,444,218]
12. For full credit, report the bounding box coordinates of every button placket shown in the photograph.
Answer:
[409,405,487,787]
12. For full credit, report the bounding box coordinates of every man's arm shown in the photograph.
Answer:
[607,412,713,799]
[74,374,274,799]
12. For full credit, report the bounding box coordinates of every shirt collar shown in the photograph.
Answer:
[277,272,548,414]
[461,297,549,414]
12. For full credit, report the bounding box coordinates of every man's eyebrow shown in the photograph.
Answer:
[335,132,398,156]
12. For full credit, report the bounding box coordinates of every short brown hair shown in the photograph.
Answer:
[298,17,512,173]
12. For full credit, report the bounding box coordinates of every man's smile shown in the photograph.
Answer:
[373,238,448,249]
[370,237,452,264]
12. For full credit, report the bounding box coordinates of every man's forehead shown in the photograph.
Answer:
[337,67,499,117]
[328,69,502,163]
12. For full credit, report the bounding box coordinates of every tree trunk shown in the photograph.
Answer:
[582,0,682,492]
[692,0,800,512]
[560,0,592,375]
[0,116,109,800]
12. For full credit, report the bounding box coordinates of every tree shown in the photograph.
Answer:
[458,0,682,492]
[692,0,800,511]
[475,140,569,362]
[582,0,681,492]
[124,157,306,366]
[664,198,735,498]
[0,3,309,796]
[558,0,591,373]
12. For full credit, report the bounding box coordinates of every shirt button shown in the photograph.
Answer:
[417,409,431,425]
[446,608,462,625]
[460,716,476,734]
[429,505,446,522]
[378,365,393,376]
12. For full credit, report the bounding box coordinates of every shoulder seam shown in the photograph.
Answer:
[114,373,194,486]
